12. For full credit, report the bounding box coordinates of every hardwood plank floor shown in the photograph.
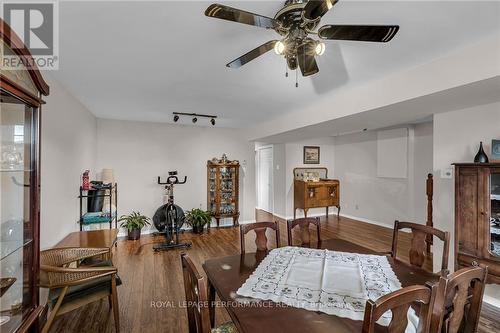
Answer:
[49,210,500,333]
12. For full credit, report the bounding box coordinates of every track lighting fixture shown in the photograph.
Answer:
[172,112,218,126]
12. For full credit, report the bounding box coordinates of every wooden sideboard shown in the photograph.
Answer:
[293,168,340,219]
[454,163,500,283]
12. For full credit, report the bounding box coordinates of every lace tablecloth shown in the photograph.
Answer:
[236,246,417,330]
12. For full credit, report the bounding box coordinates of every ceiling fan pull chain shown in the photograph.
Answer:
[285,60,288,78]
[295,68,298,88]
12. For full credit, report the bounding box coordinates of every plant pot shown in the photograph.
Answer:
[192,225,204,234]
[128,228,141,240]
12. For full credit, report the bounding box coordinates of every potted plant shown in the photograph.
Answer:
[118,211,151,240]
[185,208,211,234]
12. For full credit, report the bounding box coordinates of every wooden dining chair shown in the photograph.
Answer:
[390,221,450,272]
[287,217,321,246]
[430,265,488,333]
[40,247,121,333]
[240,221,280,254]
[362,284,438,333]
[180,253,237,333]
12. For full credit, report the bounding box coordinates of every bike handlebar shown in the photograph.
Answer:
[157,175,187,185]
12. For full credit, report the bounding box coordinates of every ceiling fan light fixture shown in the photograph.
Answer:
[315,42,326,56]
[274,40,286,55]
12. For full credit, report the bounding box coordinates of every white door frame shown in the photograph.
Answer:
[256,145,274,214]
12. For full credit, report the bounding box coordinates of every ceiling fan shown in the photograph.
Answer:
[205,0,399,78]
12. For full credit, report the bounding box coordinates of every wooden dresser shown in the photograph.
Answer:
[454,163,500,283]
[293,168,340,219]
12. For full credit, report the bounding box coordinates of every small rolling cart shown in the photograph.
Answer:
[78,182,118,230]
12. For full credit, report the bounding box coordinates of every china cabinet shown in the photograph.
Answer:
[0,19,50,332]
[207,156,240,227]
[454,163,500,283]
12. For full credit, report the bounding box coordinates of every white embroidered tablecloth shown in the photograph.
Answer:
[236,246,417,331]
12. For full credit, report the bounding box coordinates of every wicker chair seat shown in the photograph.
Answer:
[48,271,122,307]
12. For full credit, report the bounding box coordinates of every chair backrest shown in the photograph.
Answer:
[430,265,488,333]
[362,284,437,333]
[286,217,321,246]
[240,221,280,254]
[391,221,450,272]
[180,253,211,333]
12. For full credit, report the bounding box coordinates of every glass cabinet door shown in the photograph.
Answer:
[0,91,36,331]
[219,166,235,215]
[208,167,217,214]
[490,171,500,258]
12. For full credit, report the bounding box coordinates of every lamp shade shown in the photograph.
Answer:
[101,168,115,184]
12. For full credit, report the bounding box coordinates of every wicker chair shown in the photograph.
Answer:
[40,247,121,333]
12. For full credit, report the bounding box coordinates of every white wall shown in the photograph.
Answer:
[433,102,500,306]
[334,123,433,227]
[40,76,97,248]
[272,144,286,217]
[96,119,256,232]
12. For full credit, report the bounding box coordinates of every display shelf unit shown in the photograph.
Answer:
[78,183,118,231]
[454,163,500,283]
[0,17,50,333]
[207,157,240,227]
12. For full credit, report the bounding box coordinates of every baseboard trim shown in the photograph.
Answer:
[261,209,398,232]
[338,213,394,230]
[483,294,500,308]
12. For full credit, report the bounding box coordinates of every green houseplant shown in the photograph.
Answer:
[118,211,151,240]
[185,208,211,234]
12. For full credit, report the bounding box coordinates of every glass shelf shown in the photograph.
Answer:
[1,239,33,262]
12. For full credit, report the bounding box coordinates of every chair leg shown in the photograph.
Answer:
[42,286,68,333]
[111,275,120,333]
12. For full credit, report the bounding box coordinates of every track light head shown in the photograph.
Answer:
[173,115,179,122]
[192,117,197,123]
[211,118,216,126]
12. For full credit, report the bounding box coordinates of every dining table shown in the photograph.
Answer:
[202,238,439,333]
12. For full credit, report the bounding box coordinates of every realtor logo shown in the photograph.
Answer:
[1,1,59,69]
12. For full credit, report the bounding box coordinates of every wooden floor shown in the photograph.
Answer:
[49,210,500,333]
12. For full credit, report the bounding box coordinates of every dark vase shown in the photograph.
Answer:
[128,228,141,240]
[474,141,489,163]
[192,225,204,234]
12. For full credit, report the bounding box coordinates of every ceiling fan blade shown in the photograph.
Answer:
[297,43,319,77]
[303,0,339,21]
[318,25,399,42]
[226,41,278,69]
[205,3,278,29]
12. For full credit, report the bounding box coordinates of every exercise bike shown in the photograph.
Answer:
[153,171,192,252]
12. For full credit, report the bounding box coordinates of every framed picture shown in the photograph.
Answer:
[492,139,500,161]
[303,146,320,164]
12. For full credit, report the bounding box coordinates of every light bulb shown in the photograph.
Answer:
[315,42,325,56]
[274,41,286,55]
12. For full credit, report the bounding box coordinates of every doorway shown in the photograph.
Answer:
[256,146,273,213]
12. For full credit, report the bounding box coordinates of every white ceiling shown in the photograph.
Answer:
[51,1,500,128]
